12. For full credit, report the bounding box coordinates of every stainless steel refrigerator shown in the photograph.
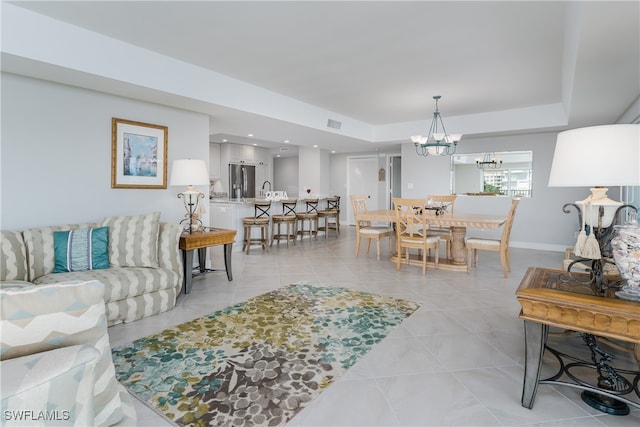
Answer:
[229,164,255,200]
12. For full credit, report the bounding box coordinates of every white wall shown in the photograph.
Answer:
[273,156,299,196]
[298,146,330,197]
[1,73,210,230]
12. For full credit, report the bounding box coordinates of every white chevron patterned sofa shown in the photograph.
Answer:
[0,212,183,325]
[1,280,137,426]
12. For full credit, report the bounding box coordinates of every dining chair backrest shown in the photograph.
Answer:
[303,198,319,214]
[327,196,340,211]
[428,194,457,214]
[393,197,439,274]
[393,198,428,239]
[254,201,271,219]
[282,200,297,216]
[350,195,370,227]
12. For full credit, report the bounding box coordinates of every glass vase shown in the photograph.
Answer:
[611,221,640,300]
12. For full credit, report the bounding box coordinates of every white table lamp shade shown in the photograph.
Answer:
[548,124,640,227]
[548,124,640,188]
[170,159,209,187]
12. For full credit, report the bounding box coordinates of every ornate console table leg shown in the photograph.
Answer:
[522,320,547,409]
[580,334,631,415]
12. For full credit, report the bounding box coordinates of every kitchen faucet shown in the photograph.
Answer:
[259,180,272,198]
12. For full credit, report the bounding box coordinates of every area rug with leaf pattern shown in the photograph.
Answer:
[111,281,420,426]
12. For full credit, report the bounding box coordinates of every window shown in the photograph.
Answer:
[482,168,532,197]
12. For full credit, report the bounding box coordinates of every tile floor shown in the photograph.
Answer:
[108,229,639,426]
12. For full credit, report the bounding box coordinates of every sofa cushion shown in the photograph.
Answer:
[33,266,180,304]
[23,223,98,281]
[102,212,160,268]
[0,230,29,282]
[0,281,124,427]
[1,344,99,426]
[53,226,109,273]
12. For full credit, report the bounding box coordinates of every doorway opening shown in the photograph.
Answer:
[388,155,402,209]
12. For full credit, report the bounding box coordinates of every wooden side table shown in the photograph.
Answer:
[516,267,640,414]
[179,228,236,294]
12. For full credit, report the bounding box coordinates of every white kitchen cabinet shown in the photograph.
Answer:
[255,147,268,166]
[256,148,269,186]
[222,143,243,164]
[242,145,256,163]
[210,202,236,230]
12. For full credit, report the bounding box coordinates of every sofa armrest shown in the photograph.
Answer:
[0,230,29,282]
[158,222,183,286]
[1,344,99,426]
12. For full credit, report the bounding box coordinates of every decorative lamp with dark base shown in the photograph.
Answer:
[170,159,210,234]
[548,124,640,291]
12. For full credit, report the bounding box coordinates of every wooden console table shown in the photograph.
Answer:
[179,228,236,294]
[516,267,640,414]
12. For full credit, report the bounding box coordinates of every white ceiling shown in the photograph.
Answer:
[3,1,639,153]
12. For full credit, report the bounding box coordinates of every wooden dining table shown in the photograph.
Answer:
[358,209,507,271]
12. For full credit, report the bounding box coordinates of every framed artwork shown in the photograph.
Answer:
[111,118,168,189]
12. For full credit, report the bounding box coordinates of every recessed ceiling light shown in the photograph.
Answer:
[253,143,257,146]
[222,139,228,142]
[331,150,336,154]
[276,154,281,157]
[248,133,253,137]
[313,145,318,148]
[284,140,289,144]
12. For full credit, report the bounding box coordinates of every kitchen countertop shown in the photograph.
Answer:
[210,197,323,204]
[210,198,253,204]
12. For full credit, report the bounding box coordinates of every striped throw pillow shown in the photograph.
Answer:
[53,226,109,273]
[101,212,160,268]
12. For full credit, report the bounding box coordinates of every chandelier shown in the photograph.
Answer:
[411,95,462,156]
[476,153,503,170]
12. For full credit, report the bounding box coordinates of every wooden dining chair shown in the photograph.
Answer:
[393,197,440,275]
[350,195,394,260]
[426,194,457,259]
[466,198,520,277]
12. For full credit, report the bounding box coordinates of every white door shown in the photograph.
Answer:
[346,156,379,225]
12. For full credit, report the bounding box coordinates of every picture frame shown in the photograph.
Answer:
[111,118,168,189]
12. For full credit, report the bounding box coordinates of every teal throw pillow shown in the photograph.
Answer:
[53,227,109,273]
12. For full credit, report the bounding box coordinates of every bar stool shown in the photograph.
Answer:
[242,201,271,254]
[318,196,340,238]
[296,198,319,241]
[271,199,298,247]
